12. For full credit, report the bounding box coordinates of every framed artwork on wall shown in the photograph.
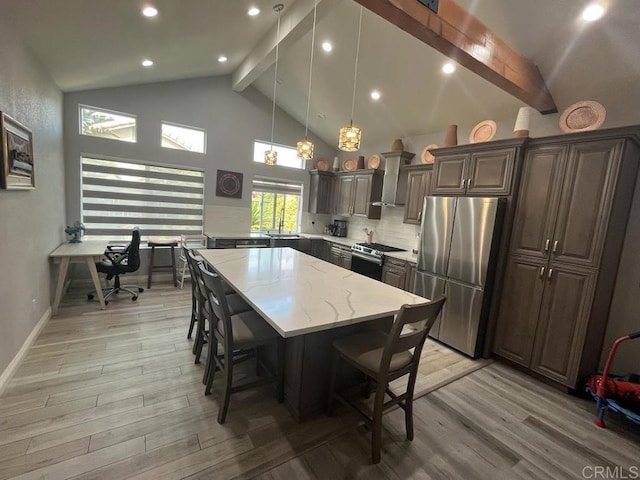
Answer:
[216,169,243,199]
[1,112,35,190]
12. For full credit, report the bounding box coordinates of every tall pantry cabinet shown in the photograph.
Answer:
[493,127,640,389]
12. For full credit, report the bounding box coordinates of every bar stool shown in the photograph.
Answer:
[147,239,179,288]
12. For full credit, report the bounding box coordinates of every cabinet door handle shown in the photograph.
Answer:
[547,268,553,280]
[466,178,471,189]
[460,177,466,188]
[552,240,559,253]
[418,210,422,221]
[539,266,545,278]
[544,239,550,252]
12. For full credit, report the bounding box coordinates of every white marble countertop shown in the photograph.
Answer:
[197,247,429,338]
[204,232,270,240]
[384,250,418,264]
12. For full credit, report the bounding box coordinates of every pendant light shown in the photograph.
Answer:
[265,4,284,166]
[296,0,318,161]
[338,6,363,152]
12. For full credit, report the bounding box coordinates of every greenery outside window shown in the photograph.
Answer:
[253,141,304,169]
[80,105,136,143]
[251,177,303,232]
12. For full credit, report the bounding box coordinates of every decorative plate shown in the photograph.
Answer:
[421,144,438,164]
[342,157,358,171]
[469,120,497,143]
[559,100,606,133]
[315,158,329,171]
[367,154,381,169]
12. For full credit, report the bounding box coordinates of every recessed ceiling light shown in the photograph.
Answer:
[370,90,381,100]
[582,3,605,21]
[142,6,158,17]
[248,7,260,16]
[142,59,154,67]
[317,113,326,120]
[442,62,456,74]
[218,55,228,63]
[321,41,333,53]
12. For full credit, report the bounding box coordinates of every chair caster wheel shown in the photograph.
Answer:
[132,296,138,301]
[138,288,144,292]
[105,301,109,305]
[88,294,94,300]
[115,289,120,294]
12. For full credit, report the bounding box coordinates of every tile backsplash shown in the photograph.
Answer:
[305,208,420,250]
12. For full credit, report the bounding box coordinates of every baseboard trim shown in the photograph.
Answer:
[0,306,51,396]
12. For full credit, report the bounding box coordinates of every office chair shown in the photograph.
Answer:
[88,228,144,304]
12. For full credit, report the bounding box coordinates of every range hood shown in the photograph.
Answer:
[371,151,415,207]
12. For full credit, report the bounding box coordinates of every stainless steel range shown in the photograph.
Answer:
[351,242,405,280]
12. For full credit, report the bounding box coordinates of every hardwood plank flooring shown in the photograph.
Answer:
[0,282,638,479]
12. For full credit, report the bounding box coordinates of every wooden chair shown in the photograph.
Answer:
[327,296,446,464]
[177,234,206,288]
[198,263,284,424]
[186,251,249,360]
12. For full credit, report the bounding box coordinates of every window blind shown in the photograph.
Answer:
[81,157,204,241]
[252,177,302,196]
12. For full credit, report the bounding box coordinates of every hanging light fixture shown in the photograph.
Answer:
[338,6,363,152]
[265,4,284,166]
[296,0,318,161]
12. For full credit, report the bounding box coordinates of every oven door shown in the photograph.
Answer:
[350,251,383,281]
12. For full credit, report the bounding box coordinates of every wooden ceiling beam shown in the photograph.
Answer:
[353,0,558,114]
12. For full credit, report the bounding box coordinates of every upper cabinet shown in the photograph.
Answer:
[403,165,432,225]
[308,171,333,214]
[430,139,524,196]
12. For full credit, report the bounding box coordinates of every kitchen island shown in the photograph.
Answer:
[197,247,429,420]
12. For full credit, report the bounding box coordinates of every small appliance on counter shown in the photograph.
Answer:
[332,219,348,237]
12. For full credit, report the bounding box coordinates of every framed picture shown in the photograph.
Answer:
[1,112,35,190]
[216,170,243,199]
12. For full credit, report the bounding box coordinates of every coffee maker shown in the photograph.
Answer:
[332,219,348,237]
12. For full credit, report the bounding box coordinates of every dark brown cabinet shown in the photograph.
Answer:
[493,127,640,389]
[331,170,382,219]
[329,243,352,270]
[381,257,417,293]
[406,262,417,293]
[431,141,518,196]
[403,165,432,225]
[308,171,333,214]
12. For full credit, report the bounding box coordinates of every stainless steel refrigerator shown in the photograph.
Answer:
[415,196,505,357]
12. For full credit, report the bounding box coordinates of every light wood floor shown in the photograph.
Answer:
[0,283,638,479]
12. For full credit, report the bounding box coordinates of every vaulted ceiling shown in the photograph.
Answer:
[5,0,640,146]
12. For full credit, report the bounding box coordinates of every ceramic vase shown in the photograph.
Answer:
[332,156,340,171]
[513,107,531,137]
[391,138,404,152]
[443,125,458,147]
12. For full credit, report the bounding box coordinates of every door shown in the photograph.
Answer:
[448,197,502,286]
[414,271,446,338]
[438,279,485,357]
[382,266,406,289]
[493,255,547,367]
[329,246,342,266]
[334,175,353,215]
[405,263,417,293]
[417,196,456,275]
[551,139,624,268]
[431,154,468,195]
[308,172,332,214]
[466,148,515,195]
[510,145,567,259]
[403,169,431,224]
[352,174,372,216]
[530,264,596,387]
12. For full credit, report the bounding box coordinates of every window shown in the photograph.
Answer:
[80,105,136,143]
[162,122,206,153]
[253,141,304,169]
[81,156,204,242]
[251,177,303,232]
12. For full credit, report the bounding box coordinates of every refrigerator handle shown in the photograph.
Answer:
[544,239,550,252]
[552,240,559,253]
[547,268,554,280]
[539,266,545,278]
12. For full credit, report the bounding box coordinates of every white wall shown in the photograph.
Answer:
[0,18,65,374]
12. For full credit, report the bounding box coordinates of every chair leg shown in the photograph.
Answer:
[326,351,340,416]
[147,246,155,289]
[205,334,218,395]
[217,354,234,424]
[194,304,205,364]
[188,294,197,340]
[371,382,386,464]
[405,370,418,441]
[170,245,178,287]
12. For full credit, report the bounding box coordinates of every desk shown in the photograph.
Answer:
[197,247,429,419]
[50,241,108,315]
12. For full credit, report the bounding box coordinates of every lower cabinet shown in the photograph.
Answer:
[328,243,352,269]
[381,258,417,292]
[493,254,597,387]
